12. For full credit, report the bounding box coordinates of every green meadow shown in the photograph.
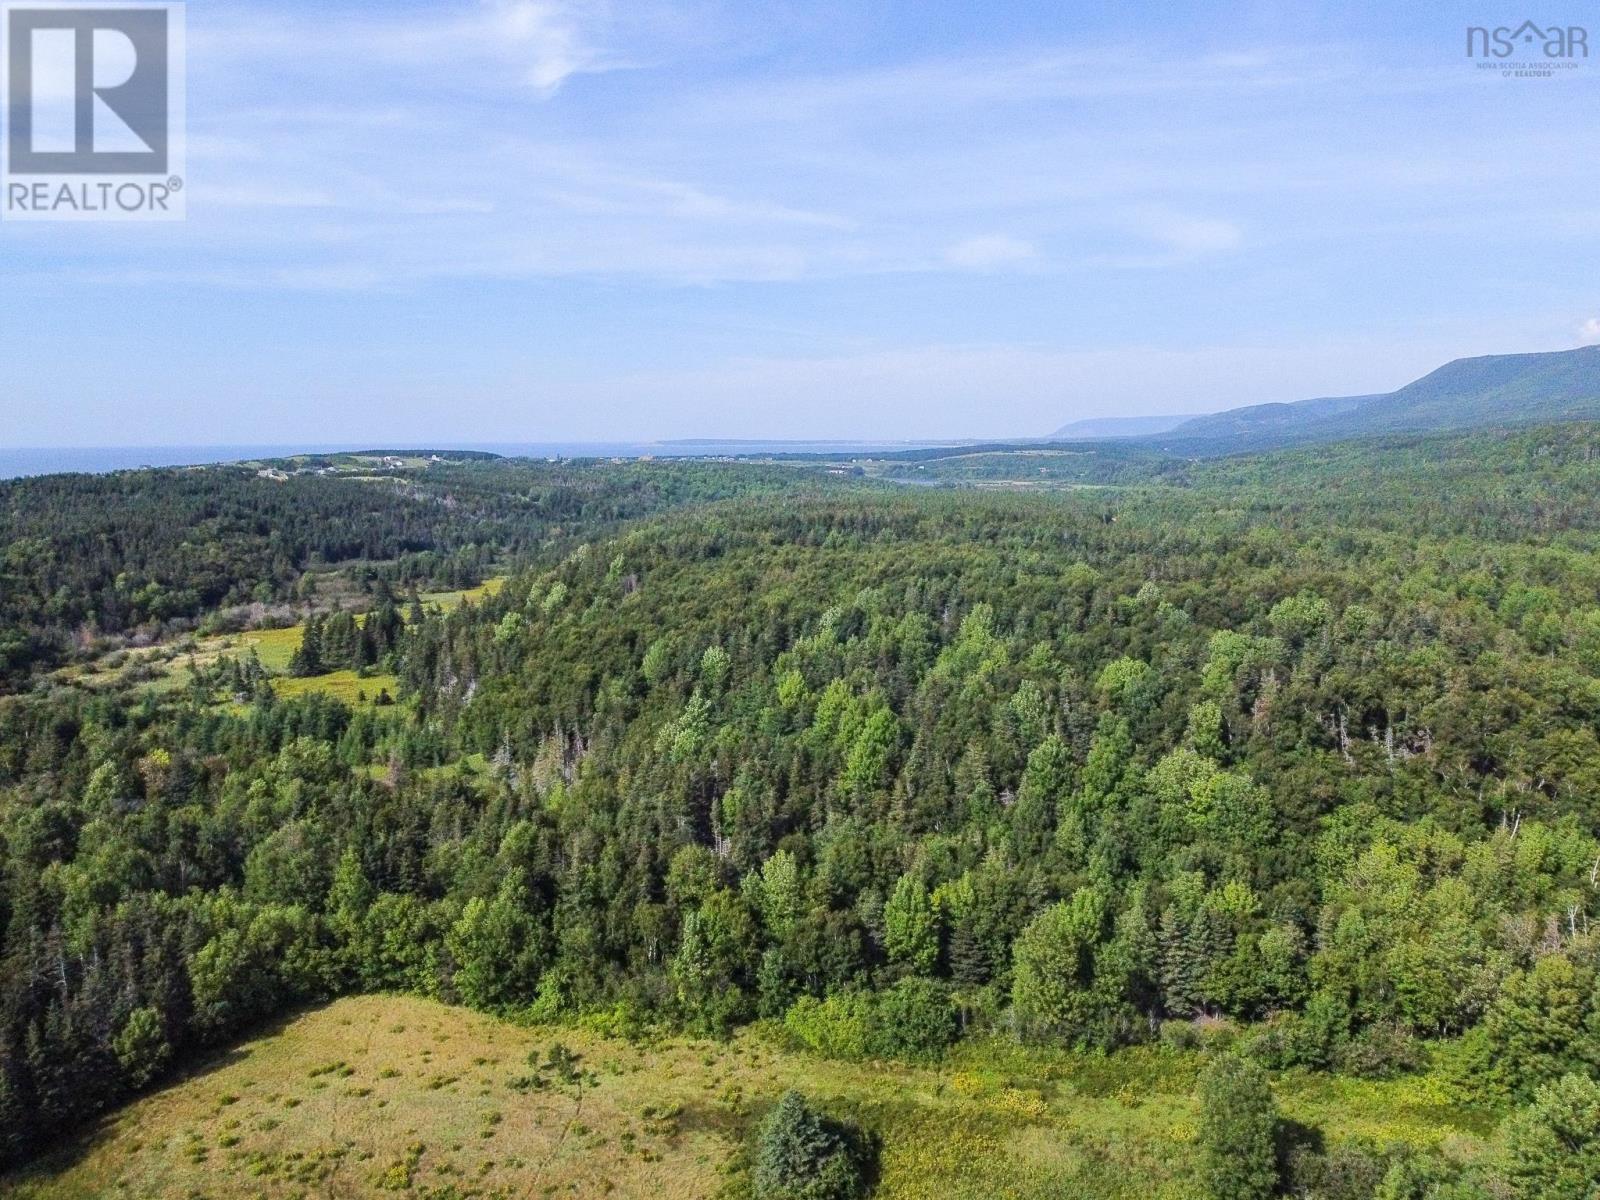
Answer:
[1,995,1490,1200]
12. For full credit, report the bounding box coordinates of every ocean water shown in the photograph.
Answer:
[0,440,963,480]
[0,445,364,479]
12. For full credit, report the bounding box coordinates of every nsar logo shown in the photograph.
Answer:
[1466,20,1588,78]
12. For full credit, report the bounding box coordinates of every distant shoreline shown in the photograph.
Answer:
[0,440,992,480]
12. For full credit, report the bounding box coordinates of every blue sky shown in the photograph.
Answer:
[4,0,1600,445]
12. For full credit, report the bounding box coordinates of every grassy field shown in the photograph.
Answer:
[271,670,400,705]
[419,577,506,611]
[52,579,505,707]
[224,624,305,673]
[258,579,499,704]
[2,995,1490,1200]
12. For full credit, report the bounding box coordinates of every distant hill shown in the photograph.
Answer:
[1155,393,1380,445]
[1049,413,1193,438]
[1143,345,1600,451]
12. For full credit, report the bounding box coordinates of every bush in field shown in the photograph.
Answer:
[869,978,958,1062]
[1284,1138,1395,1200]
[1196,1054,1279,1200]
[754,1090,869,1200]
[784,993,874,1060]
[783,981,957,1064]
[1498,1073,1600,1200]
[1333,1021,1421,1080]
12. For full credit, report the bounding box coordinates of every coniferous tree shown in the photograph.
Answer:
[1196,1054,1280,1200]
[1497,1073,1600,1200]
[753,1091,869,1200]
[288,616,324,676]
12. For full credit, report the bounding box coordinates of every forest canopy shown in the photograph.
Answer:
[3,428,1600,1198]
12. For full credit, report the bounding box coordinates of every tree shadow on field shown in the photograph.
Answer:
[847,1122,883,1197]
[1,1003,317,1187]
[1276,1115,1327,1193]
[1278,1115,1325,1158]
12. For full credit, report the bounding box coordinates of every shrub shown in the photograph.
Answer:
[1373,1155,1499,1200]
[1467,953,1595,1101]
[1011,888,1134,1049]
[112,1007,171,1090]
[753,1091,870,1200]
[1290,991,1352,1069]
[1159,1019,1204,1052]
[784,993,874,1061]
[869,978,958,1062]
[1497,1073,1600,1200]
[1247,992,1352,1071]
[1196,1054,1279,1200]
[1242,1013,1295,1069]
[1333,1022,1421,1080]
[1284,1138,1395,1200]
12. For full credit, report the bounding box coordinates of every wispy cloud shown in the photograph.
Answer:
[1136,210,1244,257]
[1090,208,1245,268]
[488,0,597,92]
[20,7,1400,291]
[195,0,628,94]
[13,2,1590,298]
[946,235,1035,269]
[8,0,1600,449]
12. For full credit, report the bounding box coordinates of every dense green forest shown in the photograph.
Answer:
[0,458,817,685]
[3,429,1600,1198]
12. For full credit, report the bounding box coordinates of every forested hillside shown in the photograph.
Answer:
[1143,344,1600,451]
[3,432,1600,1198]
[0,459,817,685]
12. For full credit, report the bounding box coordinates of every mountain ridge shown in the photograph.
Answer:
[1049,413,1192,438]
[1053,345,1600,452]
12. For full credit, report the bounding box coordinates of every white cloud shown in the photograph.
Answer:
[485,0,595,93]
[1098,209,1244,267]
[193,0,623,95]
[945,235,1035,269]
[17,4,1599,301]
[1580,317,1600,344]
[1144,213,1243,256]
